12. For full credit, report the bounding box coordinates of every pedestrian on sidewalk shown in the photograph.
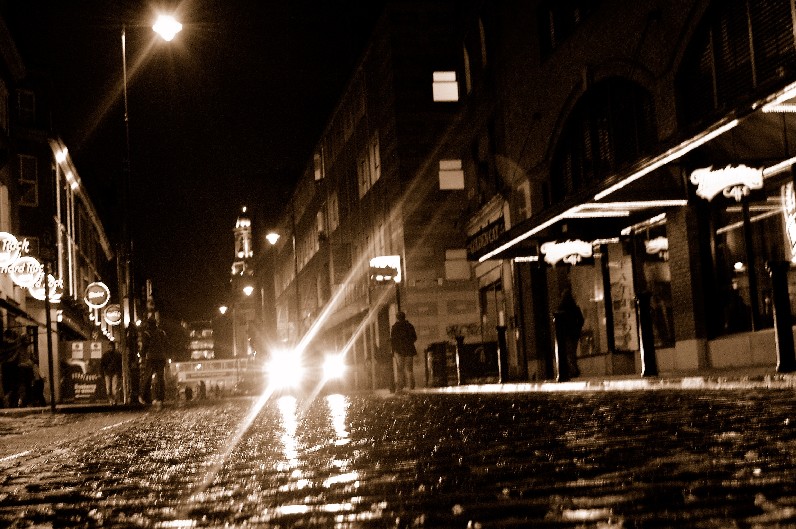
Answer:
[139,317,168,405]
[391,311,418,391]
[101,342,122,405]
[556,288,584,378]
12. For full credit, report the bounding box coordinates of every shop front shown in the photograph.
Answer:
[473,80,796,379]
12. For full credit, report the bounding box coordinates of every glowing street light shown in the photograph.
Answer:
[219,305,228,315]
[118,13,182,404]
[152,15,183,41]
[242,285,254,297]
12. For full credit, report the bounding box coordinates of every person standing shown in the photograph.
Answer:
[390,311,418,391]
[556,288,584,378]
[138,317,168,406]
[101,342,122,405]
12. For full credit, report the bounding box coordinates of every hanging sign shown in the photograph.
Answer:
[644,236,669,260]
[369,255,402,283]
[28,273,64,303]
[690,165,763,202]
[540,239,593,265]
[84,282,110,309]
[103,304,122,326]
[7,256,43,289]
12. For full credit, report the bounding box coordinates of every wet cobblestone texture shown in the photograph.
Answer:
[1,389,796,527]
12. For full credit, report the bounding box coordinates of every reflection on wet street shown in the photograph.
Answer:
[2,390,796,527]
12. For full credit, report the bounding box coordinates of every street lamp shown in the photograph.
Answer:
[118,14,183,405]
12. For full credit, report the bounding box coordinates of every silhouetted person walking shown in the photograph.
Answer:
[139,318,168,406]
[556,288,584,378]
[391,311,418,391]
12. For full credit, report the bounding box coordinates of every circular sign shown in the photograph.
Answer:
[84,281,111,309]
[103,304,122,326]
[8,256,42,289]
[0,232,22,268]
[28,273,64,303]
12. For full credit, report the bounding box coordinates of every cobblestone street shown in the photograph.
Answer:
[2,389,796,527]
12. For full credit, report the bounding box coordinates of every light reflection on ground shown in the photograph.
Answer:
[1,390,796,527]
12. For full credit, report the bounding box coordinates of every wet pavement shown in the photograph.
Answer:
[1,388,796,528]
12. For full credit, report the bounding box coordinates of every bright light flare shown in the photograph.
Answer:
[153,15,182,41]
[322,353,346,381]
[266,349,304,389]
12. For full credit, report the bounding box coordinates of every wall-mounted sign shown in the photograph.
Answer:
[84,282,110,309]
[103,304,122,326]
[467,218,504,258]
[6,256,43,289]
[28,273,64,303]
[690,164,763,202]
[369,255,402,283]
[540,240,593,265]
[0,232,29,268]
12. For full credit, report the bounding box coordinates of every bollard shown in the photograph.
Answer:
[635,291,658,377]
[553,311,570,382]
[766,261,796,373]
[454,335,464,385]
[496,325,508,383]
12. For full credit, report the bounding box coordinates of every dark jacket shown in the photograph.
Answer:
[391,319,418,357]
[101,347,122,375]
[142,322,168,361]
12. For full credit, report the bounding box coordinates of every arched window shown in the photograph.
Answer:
[676,0,796,129]
[550,78,655,204]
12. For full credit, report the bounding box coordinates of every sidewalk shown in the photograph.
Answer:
[4,369,796,416]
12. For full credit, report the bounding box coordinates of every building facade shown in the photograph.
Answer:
[0,15,116,405]
[267,2,483,388]
[469,0,796,379]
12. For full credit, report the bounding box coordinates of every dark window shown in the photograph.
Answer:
[550,78,655,203]
[538,0,600,58]
[676,0,796,129]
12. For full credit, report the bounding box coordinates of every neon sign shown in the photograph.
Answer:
[690,165,763,202]
[369,255,402,283]
[28,273,64,303]
[84,282,111,309]
[0,232,63,303]
[540,240,593,265]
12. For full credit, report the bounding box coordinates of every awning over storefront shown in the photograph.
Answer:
[473,78,796,263]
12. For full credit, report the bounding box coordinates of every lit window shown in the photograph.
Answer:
[439,159,464,190]
[314,149,324,181]
[432,71,459,102]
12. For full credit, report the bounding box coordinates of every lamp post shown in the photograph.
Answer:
[118,14,182,405]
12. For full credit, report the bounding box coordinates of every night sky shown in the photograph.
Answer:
[3,0,385,323]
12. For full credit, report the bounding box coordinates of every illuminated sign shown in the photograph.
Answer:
[28,273,64,303]
[369,255,401,283]
[84,282,111,309]
[103,304,122,326]
[690,165,763,202]
[6,256,42,289]
[540,240,593,265]
[0,232,29,268]
[645,236,669,256]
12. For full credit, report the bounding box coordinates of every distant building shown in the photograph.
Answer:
[265,2,481,389]
[186,321,214,360]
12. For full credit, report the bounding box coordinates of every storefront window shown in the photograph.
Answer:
[711,174,793,335]
[638,223,675,348]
